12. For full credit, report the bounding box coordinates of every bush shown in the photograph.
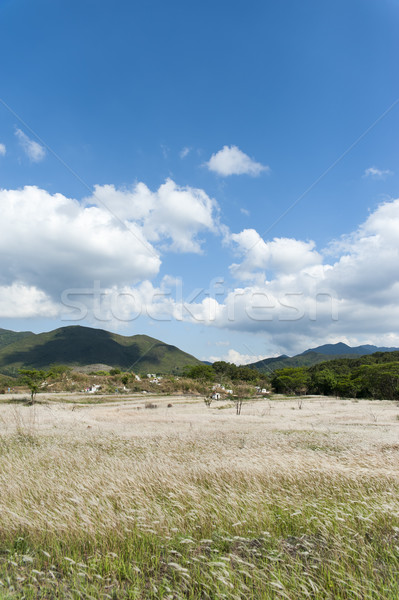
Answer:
[145,402,158,409]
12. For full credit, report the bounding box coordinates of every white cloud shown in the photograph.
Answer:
[3,179,399,357]
[180,147,191,158]
[88,178,219,254]
[206,145,269,177]
[240,208,250,216]
[0,283,59,318]
[0,179,220,320]
[229,230,321,280]
[160,197,399,355]
[209,349,266,365]
[15,129,46,163]
[0,186,160,303]
[89,196,399,354]
[364,166,393,179]
[0,143,6,156]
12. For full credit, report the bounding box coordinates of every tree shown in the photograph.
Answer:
[310,369,337,395]
[183,365,215,381]
[233,384,254,415]
[47,364,72,379]
[271,368,310,395]
[18,369,47,404]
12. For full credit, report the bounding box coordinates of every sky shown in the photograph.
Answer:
[0,0,398,364]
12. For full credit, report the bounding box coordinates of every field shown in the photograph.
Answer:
[0,393,399,599]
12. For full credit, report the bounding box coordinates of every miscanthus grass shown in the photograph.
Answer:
[0,403,398,598]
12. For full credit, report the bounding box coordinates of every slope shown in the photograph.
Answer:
[247,343,399,374]
[0,326,202,374]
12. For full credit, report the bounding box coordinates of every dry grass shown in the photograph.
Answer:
[0,395,399,598]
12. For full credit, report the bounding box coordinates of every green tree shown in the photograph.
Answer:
[272,368,310,395]
[310,369,337,395]
[334,375,359,399]
[18,369,47,404]
[47,364,72,379]
[110,368,121,376]
[183,365,215,381]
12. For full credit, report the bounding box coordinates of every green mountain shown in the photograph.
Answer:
[0,326,202,375]
[300,342,399,356]
[0,328,33,351]
[247,342,399,374]
[247,352,333,373]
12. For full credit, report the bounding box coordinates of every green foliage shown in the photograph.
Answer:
[310,369,337,395]
[0,328,32,350]
[47,364,72,379]
[18,369,47,403]
[272,367,310,395]
[272,352,399,400]
[207,360,261,382]
[109,368,121,375]
[184,361,261,384]
[183,364,215,381]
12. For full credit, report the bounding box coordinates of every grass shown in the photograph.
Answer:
[0,397,399,598]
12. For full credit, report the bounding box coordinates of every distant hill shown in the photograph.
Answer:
[300,342,399,356]
[0,326,202,375]
[247,342,399,374]
[0,328,33,351]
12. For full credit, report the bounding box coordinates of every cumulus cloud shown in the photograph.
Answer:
[0,180,220,320]
[88,179,219,253]
[0,143,6,156]
[364,166,393,179]
[15,129,46,163]
[85,196,399,354]
[0,283,59,318]
[206,145,269,176]
[159,197,399,355]
[0,186,160,311]
[229,230,322,280]
[209,348,267,365]
[2,178,399,357]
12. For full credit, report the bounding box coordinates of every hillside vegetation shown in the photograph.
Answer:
[272,351,399,399]
[0,326,202,375]
[0,328,32,350]
[248,342,399,373]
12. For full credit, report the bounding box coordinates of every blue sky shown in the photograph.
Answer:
[0,0,398,363]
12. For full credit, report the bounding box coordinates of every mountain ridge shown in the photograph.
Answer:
[247,342,399,373]
[0,325,202,375]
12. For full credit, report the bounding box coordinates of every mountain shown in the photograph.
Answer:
[0,326,202,375]
[0,328,33,351]
[300,342,399,356]
[247,343,399,373]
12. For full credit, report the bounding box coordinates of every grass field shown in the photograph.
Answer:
[0,394,399,598]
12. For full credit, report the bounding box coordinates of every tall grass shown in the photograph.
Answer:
[0,407,398,598]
